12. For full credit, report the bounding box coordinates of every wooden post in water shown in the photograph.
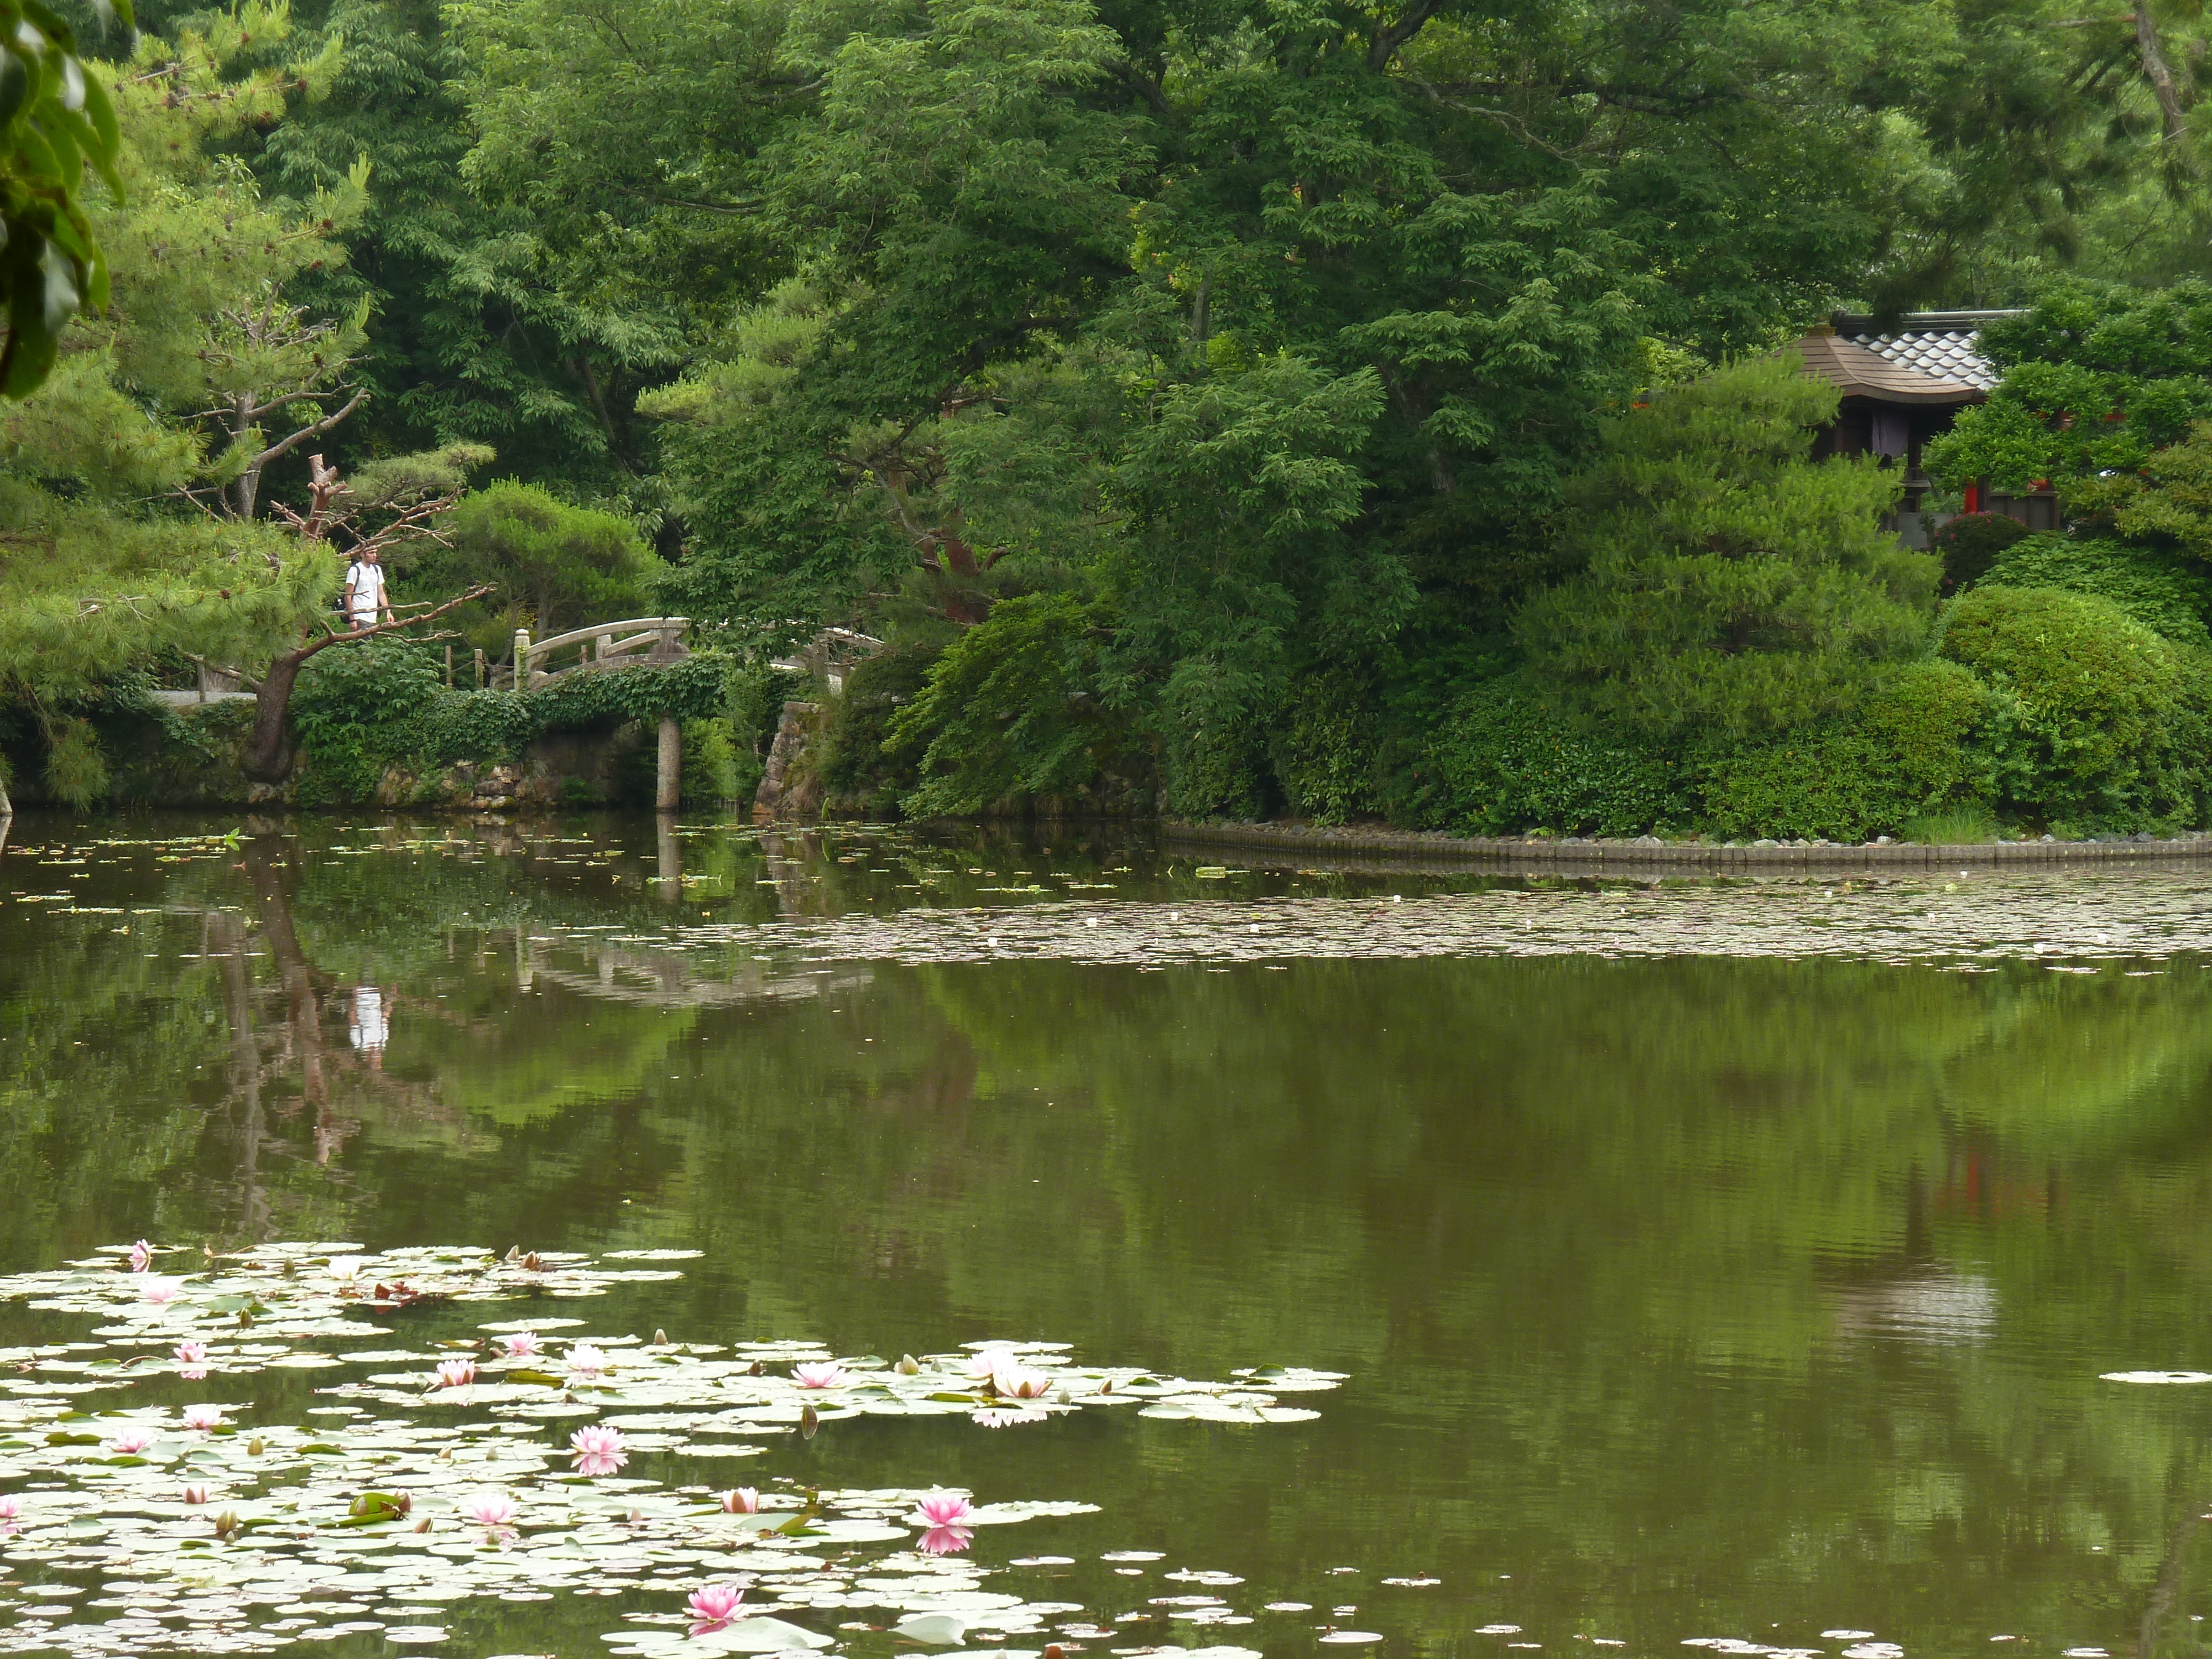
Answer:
[513,627,531,690]
[473,648,486,689]
[656,716,682,813]
[444,644,454,687]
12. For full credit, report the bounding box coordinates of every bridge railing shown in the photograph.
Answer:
[768,625,884,694]
[503,617,690,689]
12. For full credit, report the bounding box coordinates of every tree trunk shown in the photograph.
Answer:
[242,646,311,782]
[2136,4,2202,174]
[231,398,264,521]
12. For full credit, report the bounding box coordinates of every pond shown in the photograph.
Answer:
[8,811,2212,1659]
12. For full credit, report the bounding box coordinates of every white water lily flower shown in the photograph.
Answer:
[991,1358,1053,1399]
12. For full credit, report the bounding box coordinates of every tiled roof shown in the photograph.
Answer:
[1830,309,2018,392]
[1788,331,1982,405]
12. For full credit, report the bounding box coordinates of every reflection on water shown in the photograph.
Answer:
[10,813,2212,1657]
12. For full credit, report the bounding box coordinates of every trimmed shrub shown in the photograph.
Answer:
[1697,661,1991,841]
[1939,585,2204,826]
[1931,512,2030,591]
[1861,657,1993,804]
[1979,533,2212,646]
[1398,674,1687,837]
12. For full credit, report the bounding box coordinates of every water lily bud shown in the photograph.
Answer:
[800,1403,818,1441]
[651,1329,668,1347]
[247,1437,265,1457]
[895,1355,919,1376]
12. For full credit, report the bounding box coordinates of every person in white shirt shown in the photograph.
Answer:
[343,547,393,631]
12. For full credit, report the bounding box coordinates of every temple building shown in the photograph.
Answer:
[1788,310,2058,546]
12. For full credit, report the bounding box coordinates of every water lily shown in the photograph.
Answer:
[460,1490,518,1536]
[964,1347,1014,1381]
[991,1359,1053,1399]
[141,1280,180,1306]
[174,1340,207,1366]
[719,1487,760,1514]
[180,1404,225,1432]
[499,1331,541,1359]
[328,1256,363,1284]
[687,1582,745,1634]
[181,1484,209,1505]
[108,1427,156,1454]
[434,1358,477,1389]
[568,1424,627,1477]
[792,1360,848,1389]
[128,1240,153,1274]
[566,1342,611,1378]
[0,1495,20,1531]
[915,1490,975,1528]
[920,1524,974,1556]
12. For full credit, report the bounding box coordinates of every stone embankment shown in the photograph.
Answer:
[1165,820,2212,869]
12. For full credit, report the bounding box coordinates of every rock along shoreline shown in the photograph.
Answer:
[1162,820,2212,870]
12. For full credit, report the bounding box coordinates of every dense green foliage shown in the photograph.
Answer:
[1932,512,2030,592]
[1980,534,2212,648]
[1516,359,1934,741]
[409,481,668,654]
[288,638,729,804]
[1939,586,2209,830]
[27,0,2212,831]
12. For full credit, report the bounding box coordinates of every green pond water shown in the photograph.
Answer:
[9,813,2212,1659]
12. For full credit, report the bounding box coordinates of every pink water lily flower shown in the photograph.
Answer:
[687,1582,745,1634]
[461,1491,518,1535]
[568,1424,627,1477]
[108,1427,156,1454]
[180,1405,223,1432]
[141,1281,180,1306]
[0,1495,20,1530]
[719,1488,760,1514]
[181,1484,210,1505]
[174,1340,207,1366]
[434,1358,477,1389]
[565,1342,611,1378]
[920,1524,974,1557]
[991,1359,1052,1399]
[499,1331,541,1359]
[964,1348,1013,1381]
[915,1491,975,1528]
[792,1361,848,1389]
[128,1240,153,1274]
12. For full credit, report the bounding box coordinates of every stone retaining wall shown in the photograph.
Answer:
[1164,820,2212,869]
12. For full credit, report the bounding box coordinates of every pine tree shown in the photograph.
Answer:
[1515,357,1939,741]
